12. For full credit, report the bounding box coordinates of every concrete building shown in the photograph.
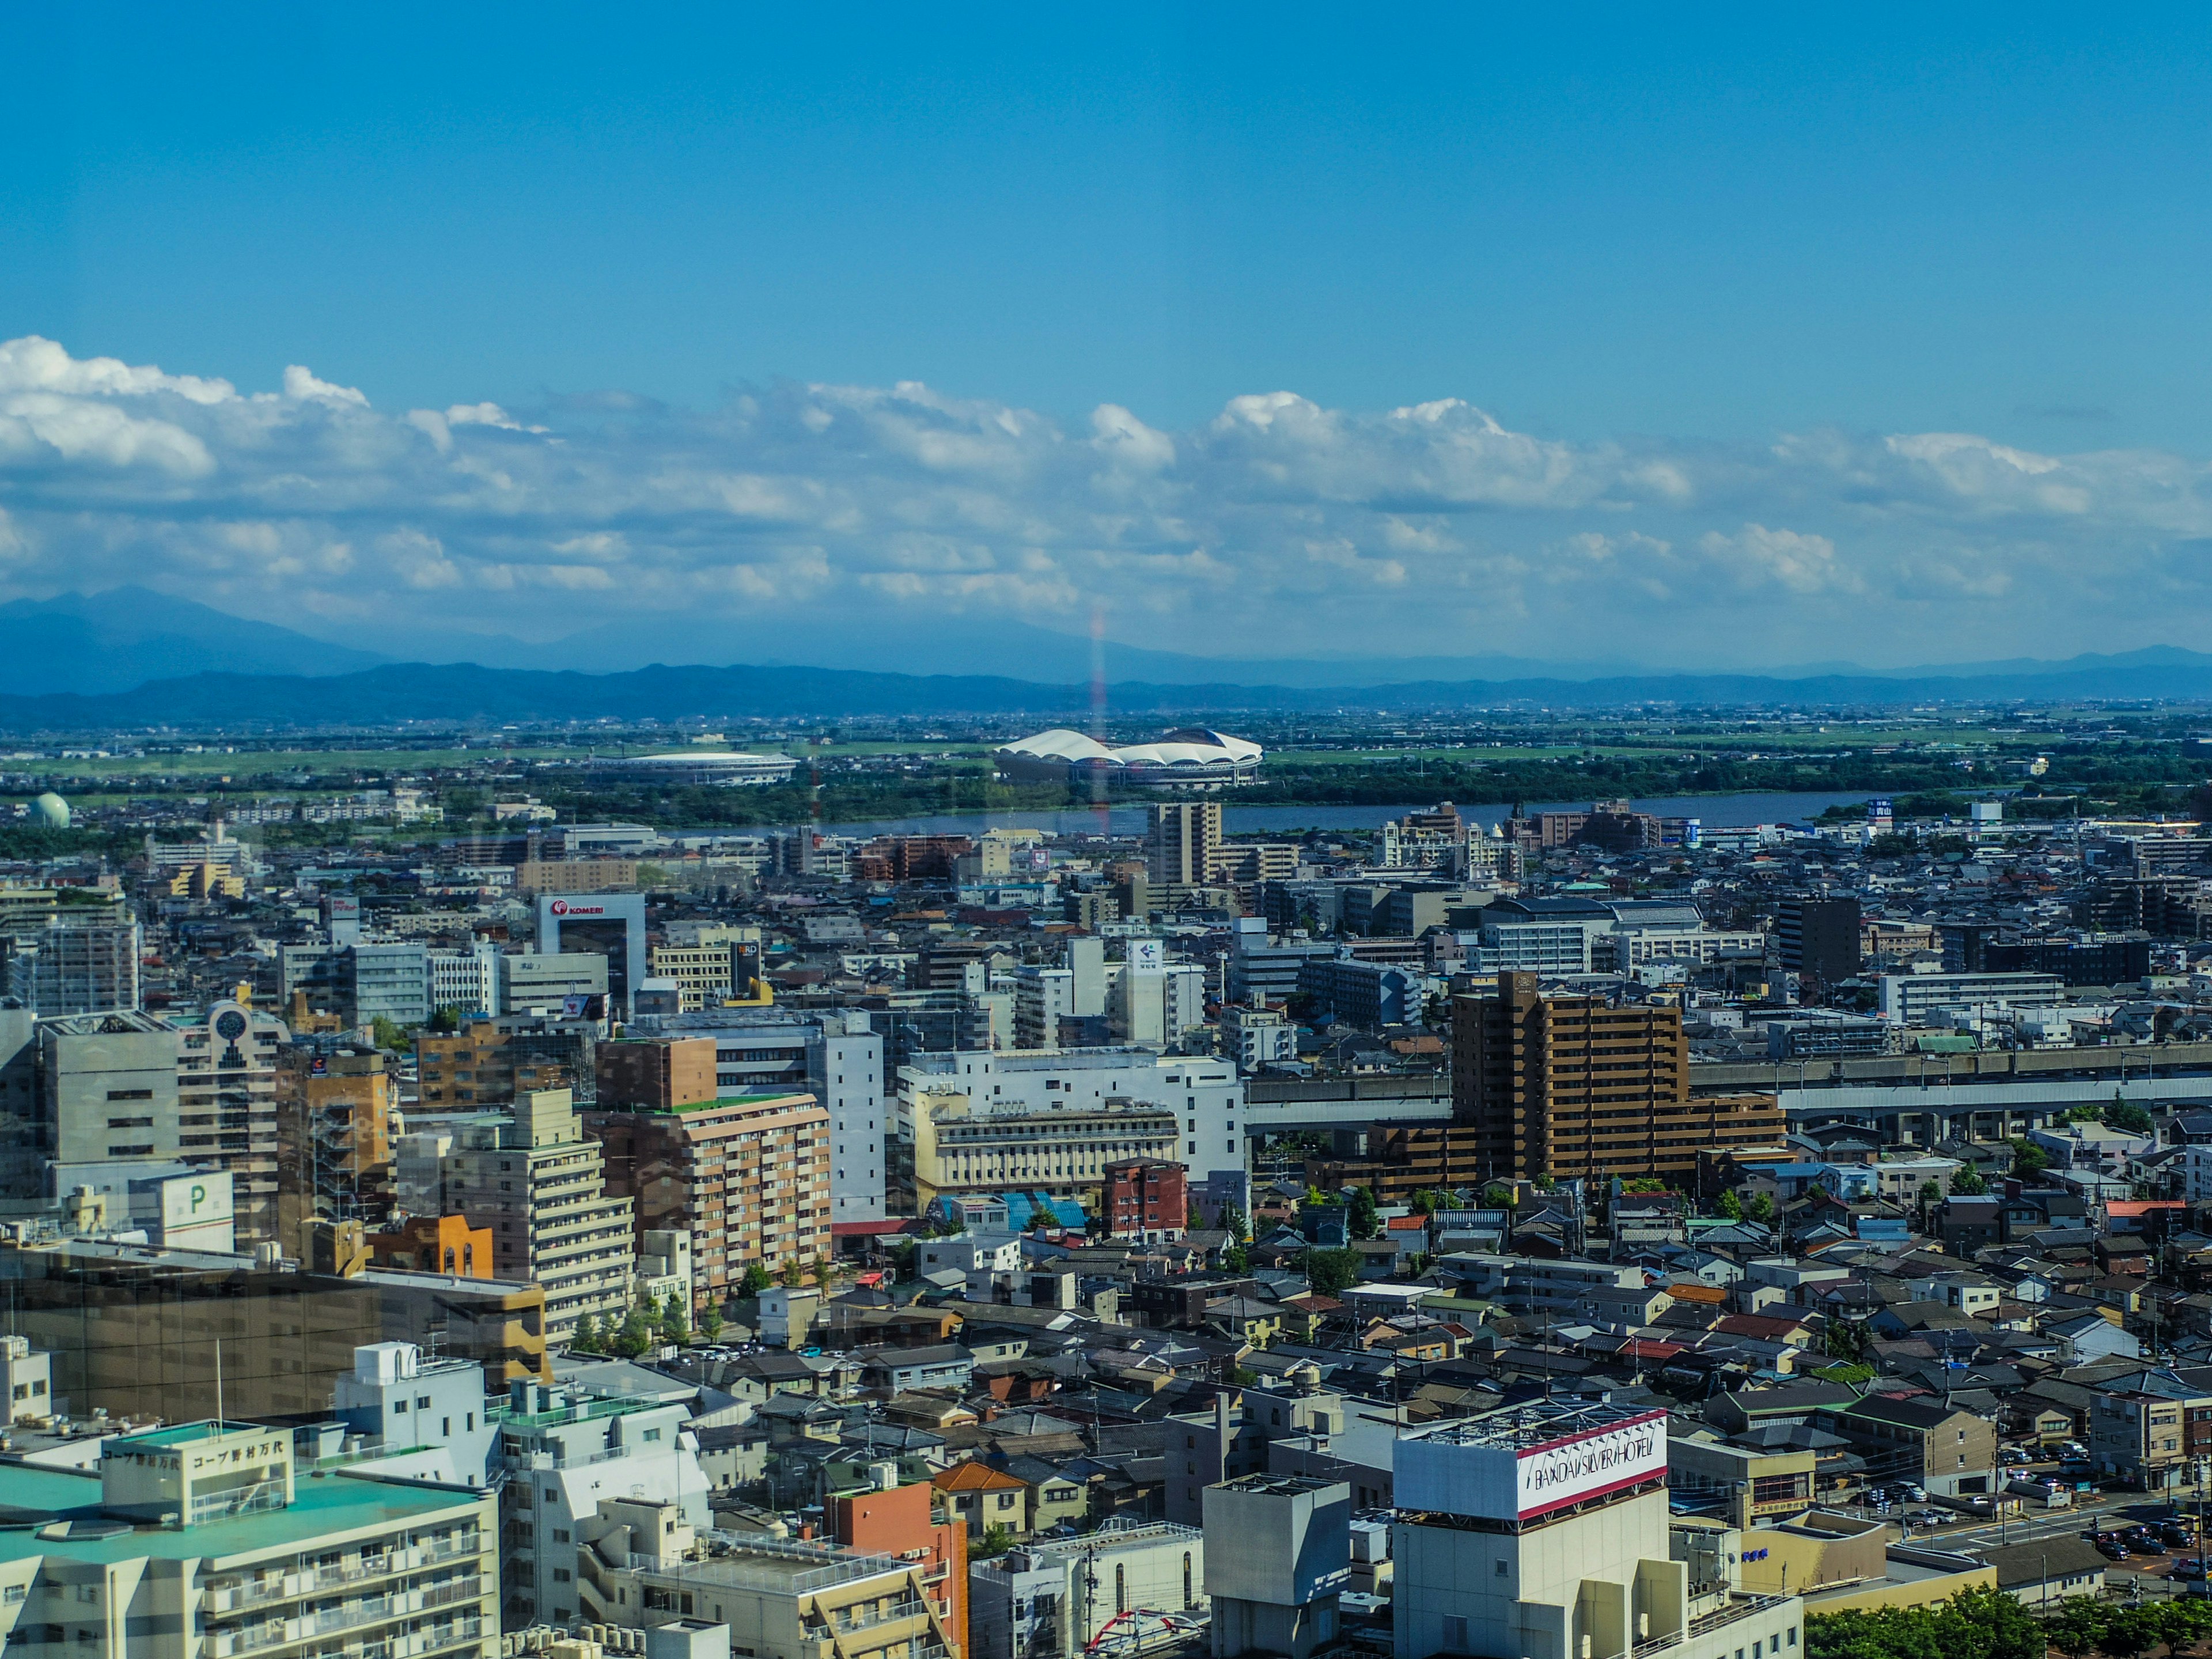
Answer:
[1876,971,2067,1024]
[1778,896,1861,988]
[1205,1474,1350,1659]
[0,1420,497,1659]
[1014,967,1077,1050]
[600,1537,953,1659]
[502,949,612,1014]
[13,921,142,1014]
[829,1477,969,1659]
[1221,1006,1296,1074]
[1435,1254,1672,1325]
[333,1339,500,1486]
[1147,802,1224,887]
[428,940,502,1018]
[897,1048,1243,1184]
[906,1090,1179,1212]
[586,1088,834,1306]
[350,941,434,1028]
[1475,919,1595,974]
[495,1376,711,1627]
[1450,974,1783,1187]
[1299,955,1421,1029]
[443,1089,635,1344]
[1392,1402,1801,1659]
[970,1518,1205,1659]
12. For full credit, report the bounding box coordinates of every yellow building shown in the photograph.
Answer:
[907,1089,1177,1211]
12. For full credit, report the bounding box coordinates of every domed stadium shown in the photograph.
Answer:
[993,726,1262,789]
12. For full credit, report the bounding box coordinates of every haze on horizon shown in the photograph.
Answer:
[6,6,2212,676]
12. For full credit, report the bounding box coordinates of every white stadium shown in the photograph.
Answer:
[993,726,1263,789]
[585,750,800,786]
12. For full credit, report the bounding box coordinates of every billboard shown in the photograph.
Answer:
[157,1171,236,1251]
[1125,937,1165,971]
[1396,1408,1666,1523]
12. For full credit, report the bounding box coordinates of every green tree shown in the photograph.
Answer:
[1948,1162,1988,1195]
[1745,1192,1775,1225]
[813,1255,834,1292]
[740,1260,772,1296]
[972,1523,1014,1559]
[428,1004,463,1034]
[1303,1247,1362,1297]
[698,1301,724,1342]
[1218,1205,1250,1243]
[660,1293,690,1345]
[2008,1138,2048,1177]
[1407,1190,1435,1217]
[2105,1097,2153,1134]
[570,1311,601,1354]
[370,1014,409,1052]
[1347,1185,1381,1241]
[611,1307,654,1359]
[781,1259,806,1290]
[1713,1190,1743,1221]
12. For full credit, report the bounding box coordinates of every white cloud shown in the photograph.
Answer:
[3,334,2212,665]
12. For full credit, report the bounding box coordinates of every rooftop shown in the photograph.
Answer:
[0,1465,483,1566]
[1414,1399,1664,1454]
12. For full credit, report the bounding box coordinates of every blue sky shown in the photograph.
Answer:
[5,6,2212,671]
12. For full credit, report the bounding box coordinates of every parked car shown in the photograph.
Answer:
[1910,1509,1949,1528]
[2157,1526,2195,1551]
[1903,1484,1927,1502]
[2172,1561,2210,1582]
[2096,1539,2132,1560]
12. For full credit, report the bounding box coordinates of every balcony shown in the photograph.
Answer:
[202,1539,483,1612]
[1631,1594,1794,1659]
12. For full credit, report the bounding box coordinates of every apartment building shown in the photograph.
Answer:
[1449,973,1783,1185]
[494,1378,710,1628]
[1777,895,1861,986]
[636,1010,887,1223]
[585,1087,833,1304]
[906,1091,1179,1211]
[0,1421,497,1659]
[596,1534,957,1659]
[442,1089,635,1344]
[1146,802,1223,887]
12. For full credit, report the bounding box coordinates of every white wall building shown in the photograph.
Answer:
[899,1047,1243,1181]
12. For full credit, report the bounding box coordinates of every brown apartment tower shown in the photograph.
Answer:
[1450,972,1783,1185]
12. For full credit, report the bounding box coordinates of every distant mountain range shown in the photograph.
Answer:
[1,657,2211,733]
[2,588,2212,726]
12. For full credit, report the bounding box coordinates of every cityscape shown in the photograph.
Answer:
[10,12,2212,1659]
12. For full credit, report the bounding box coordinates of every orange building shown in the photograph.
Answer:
[832,1480,967,1659]
[365,1213,494,1278]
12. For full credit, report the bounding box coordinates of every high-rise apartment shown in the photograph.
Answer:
[1777,895,1861,990]
[1146,802,1223,887]
[1449,974,1782,1185]
[442,1089,634,1344]
[586,1059,832,1303]
[0,1420,497,1659]
[415,1015,594,1108]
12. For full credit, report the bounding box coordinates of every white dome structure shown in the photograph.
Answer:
[993,725,1262,789]
[29,793,69,830]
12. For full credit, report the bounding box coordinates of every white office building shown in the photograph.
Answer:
[428,941,502,1018]
[1877,971,2067,1024]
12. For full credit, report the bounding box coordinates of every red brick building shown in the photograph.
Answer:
[1101,1158,1187,1241]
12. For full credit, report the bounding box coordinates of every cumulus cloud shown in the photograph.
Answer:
[2,334,2211,665]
